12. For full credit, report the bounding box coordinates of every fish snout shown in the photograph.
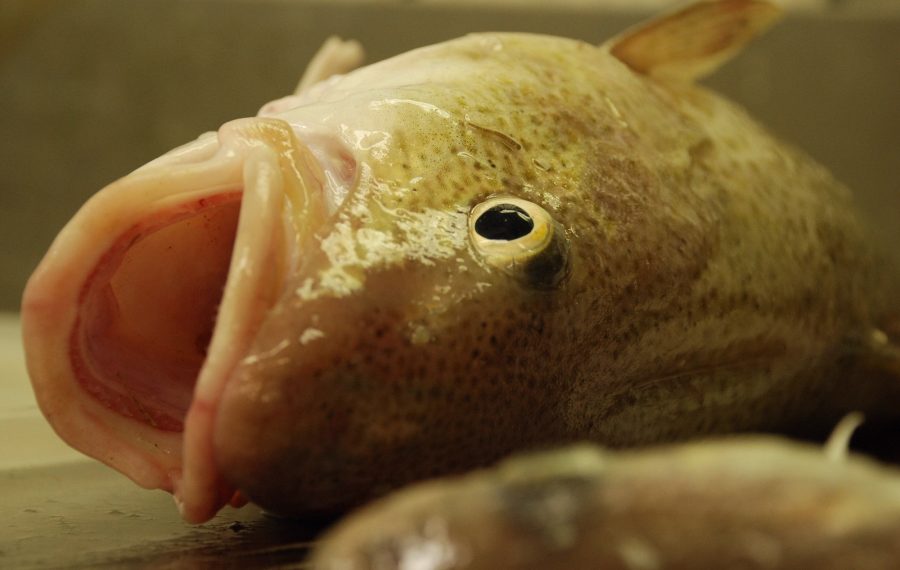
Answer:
[21,116,346,523]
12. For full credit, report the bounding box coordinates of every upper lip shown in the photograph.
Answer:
[178,117,340,522]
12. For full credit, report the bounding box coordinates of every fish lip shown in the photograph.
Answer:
[179,118,345,523]
[21,117,337,523]
[21,130,241,493]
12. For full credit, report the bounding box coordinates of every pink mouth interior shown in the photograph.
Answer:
[72,191,242,432]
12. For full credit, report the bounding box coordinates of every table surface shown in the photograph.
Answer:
[0,314,320,569]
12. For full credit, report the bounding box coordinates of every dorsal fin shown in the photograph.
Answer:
[608,0,782,82]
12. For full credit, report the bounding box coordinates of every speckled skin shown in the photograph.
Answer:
[213,33,895,515]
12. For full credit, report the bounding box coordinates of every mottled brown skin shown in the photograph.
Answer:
[311,440,900,570]
[213,30,896,516]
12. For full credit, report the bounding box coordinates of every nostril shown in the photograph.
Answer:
[297,132,358,214]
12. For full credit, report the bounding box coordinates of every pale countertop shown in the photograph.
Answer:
[0,313,84,469]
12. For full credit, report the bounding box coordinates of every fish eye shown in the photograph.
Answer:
[473,204,535,241]
[469,196,568,289]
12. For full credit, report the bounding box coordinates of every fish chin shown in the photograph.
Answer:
[21,118,342,523]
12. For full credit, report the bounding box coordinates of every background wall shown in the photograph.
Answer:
[2,0,898,310]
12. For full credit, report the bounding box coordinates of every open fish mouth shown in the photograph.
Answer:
[21,118,347,522]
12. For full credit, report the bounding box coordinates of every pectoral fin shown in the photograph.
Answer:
[824,412,865,462]
[258,37,365,116]
[608,0,782,82]
[295,36,365,94]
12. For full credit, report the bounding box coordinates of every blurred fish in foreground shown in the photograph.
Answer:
[313,421,900,570]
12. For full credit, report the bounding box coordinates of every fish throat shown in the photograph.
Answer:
[72,191,243,431]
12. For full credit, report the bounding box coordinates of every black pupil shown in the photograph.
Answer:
[474,204,534,241]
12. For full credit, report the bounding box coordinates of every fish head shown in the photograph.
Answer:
[209,34,719,519]
[23,0,786,524]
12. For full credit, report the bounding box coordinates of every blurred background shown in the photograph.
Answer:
[1,0,899,310]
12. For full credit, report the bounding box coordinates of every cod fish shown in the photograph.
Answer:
[21,0,900,524]
[312,425,900,570]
